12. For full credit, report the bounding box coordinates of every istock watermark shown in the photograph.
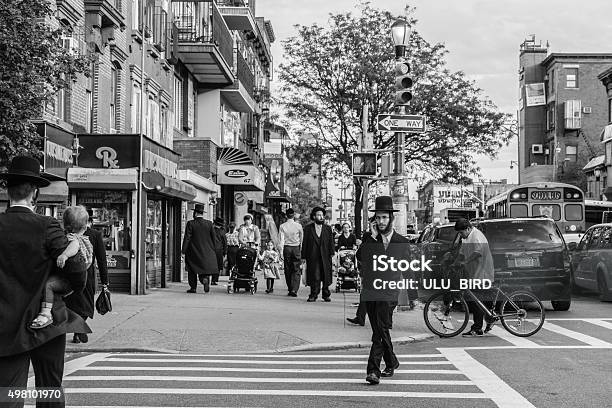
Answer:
[372,255,432,272]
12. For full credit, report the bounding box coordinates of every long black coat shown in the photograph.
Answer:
[301,223,335,287]
[0,207,89,357]
[182,217,218,275]
[65,227,109,319]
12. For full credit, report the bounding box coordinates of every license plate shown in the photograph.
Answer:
[512,257,538,268]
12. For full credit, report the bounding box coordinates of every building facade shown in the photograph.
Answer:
[597,67,612,200]
[517,35,612,189]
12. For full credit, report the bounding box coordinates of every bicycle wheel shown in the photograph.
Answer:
[423,292,469,338]
[499,291,545,337]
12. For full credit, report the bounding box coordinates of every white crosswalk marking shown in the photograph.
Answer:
[488,326,540,347]
[541,322,612,346]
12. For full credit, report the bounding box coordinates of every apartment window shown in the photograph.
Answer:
[566,68,578,88]
[110,65,118,133]
[160,104,169,146]
[566,145,577,162]
[173,76,183,129]
[131,83,141,133]
[609,99,612,123]
[547,102,556,130]
[85,90,93,133]
[132,0,141,31]
[549,69,555,95]
[147,96,160,141]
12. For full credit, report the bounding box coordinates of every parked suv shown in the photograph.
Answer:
[472,217,572,311]
[568,223,612,301]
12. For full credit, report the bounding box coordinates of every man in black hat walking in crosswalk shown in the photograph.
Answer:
[358,195,413,385]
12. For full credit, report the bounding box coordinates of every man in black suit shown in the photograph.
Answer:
[182,204,218,293]
[301,206,335,302]
[0,156,89,407]
[359,196,411,385]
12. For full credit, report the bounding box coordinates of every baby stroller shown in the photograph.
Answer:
[335,247,360,292]
[227,242,258,294]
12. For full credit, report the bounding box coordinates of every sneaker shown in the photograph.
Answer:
[484,321,496,333]
[462,329,483,337]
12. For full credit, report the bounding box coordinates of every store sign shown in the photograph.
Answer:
[143,150,178,179]
[234,192,247,206]
[432,186,476,213]
[218,164,265,191]
[77,134,139,168]
[67,168,138,190]
[37,122,75,176]
[96,147,119,168]
[46,140,73,166]
[525,83,546,107]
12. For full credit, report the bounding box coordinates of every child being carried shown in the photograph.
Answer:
[31,205,94,329]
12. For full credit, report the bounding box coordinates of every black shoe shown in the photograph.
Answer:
[381,362,400,377]
[186,289,196,293]
[347,317,365,326]
[203,278,210,293]
[268,289,273,294]
[77,333,88,343]
[365,373,380,385]
[265,289,270,294]
[287,292,292,296]
[307,297,316,302]
[323,297,331,302]
[484,320,496,333]
[72,334,80,344]
[408,300,415,310]
[462,329,484,337]
[211,282,218,286]
[289,292,297,297]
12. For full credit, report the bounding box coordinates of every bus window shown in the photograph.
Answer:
[565,204,583,221]
[532,204,561,220]
[509,204,528,217]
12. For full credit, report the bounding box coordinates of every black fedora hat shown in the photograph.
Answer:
[369,196,399,212]
[310,206,326,219]
[0,156,50,187]
[193,203,206,214]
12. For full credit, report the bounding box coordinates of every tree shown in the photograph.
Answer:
[278,2,511,234]
[0,0,89,166]
[286,177,321,226]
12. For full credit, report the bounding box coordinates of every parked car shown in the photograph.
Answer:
[416,223,460,280]
[568,223,612,301]
[472,217,572,311]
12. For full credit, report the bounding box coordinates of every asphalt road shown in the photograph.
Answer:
[25,292,612,408]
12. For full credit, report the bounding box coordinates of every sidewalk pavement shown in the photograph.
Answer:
[66,274,434,354]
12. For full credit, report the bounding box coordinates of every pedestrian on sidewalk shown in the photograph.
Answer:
[359,196,413,385]
[347,216,377,327]
[260,240,281,293]
[0,156,89,407]
[279,208,303,297]
[212,217,227,285]
[182,204,218,293]
[336,222,357,250]
[226,222,240,272]
[238,213,261,247]
[64,207,109,344]
[301,206,335,302]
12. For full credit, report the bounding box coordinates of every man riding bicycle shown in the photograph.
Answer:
[451,218,496,336]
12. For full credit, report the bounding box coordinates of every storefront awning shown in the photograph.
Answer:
[143,172,197,201]
[0,180,69,203]
[178,170,220,194]
[583,155,606,171]
[67,168,138,190]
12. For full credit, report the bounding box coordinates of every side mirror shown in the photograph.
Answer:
[567,242,577,251]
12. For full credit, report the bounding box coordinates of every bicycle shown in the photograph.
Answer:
[422,268,546,338]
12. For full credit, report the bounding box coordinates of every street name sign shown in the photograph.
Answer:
[377,114,426,132]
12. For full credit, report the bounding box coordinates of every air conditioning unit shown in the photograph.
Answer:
[583,106,592,114]
[532,144,544,154]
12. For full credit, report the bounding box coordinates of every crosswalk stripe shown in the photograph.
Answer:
[583,319,612,331]
[489,326,541,347]
[63,388,489,399]
[106,353,444,359]
[101,358,452,365]
[64,376,474,385]
[440,348,536,408]
[542,322,612,346]
[76,366,462,374]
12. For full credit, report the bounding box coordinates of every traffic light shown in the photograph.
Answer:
[394,61,412,105]
[352,153,377,176]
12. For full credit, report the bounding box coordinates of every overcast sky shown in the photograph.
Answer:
[257,0,612,194]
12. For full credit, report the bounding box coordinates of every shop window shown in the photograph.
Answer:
[146,199,163,268]
[76,191,132,252]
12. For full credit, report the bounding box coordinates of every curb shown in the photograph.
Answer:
[272,333,435,353]
[66,346,181,354]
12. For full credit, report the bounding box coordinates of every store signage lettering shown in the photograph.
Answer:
[96,147,119,168]
[531,190,561,201]
[144,150,178,179]
[436,189,472,203]
[225,169,249,178]
[45,140,73,165]
[268,190,281,197]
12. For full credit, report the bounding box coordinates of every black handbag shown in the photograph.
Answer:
[95,287,112,315]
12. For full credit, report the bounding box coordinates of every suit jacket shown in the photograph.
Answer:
[181,217,218,275]
[65,227,108,319]
[0,207,90,357]
[214,225,227,255]
[358,229,413,302]
[301,222,335,286]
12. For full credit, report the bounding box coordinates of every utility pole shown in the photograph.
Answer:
[361,103,369,233]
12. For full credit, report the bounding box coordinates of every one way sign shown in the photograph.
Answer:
[377,114,426,132]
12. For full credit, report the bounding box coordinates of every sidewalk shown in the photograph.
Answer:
[67,275,434,354]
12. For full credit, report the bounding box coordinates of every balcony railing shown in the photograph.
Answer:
[172,1,234,68]
[234,49,254,98]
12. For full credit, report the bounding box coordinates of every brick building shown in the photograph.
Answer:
[517,35,612,189]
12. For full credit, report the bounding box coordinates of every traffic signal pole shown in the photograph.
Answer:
[361,103,369,234]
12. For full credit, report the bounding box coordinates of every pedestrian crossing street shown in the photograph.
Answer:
[55,350,528,408]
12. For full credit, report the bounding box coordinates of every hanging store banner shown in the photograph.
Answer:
[525,83,546,107]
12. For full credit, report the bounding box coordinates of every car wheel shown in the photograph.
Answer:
[597,272,612,302]
[551,300,571,311]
